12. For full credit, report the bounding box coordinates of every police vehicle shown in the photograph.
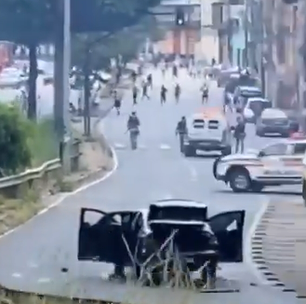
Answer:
[183,108,232,157]
[213,137,306,192]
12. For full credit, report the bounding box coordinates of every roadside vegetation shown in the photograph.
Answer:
[0,103,57,178]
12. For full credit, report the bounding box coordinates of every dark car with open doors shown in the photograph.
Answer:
[78,199,245,288]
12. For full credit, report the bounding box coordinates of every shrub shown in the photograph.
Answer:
[0,104,58,177]
[0,103,31,176]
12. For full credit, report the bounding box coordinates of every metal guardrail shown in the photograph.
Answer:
[0,159,61,190]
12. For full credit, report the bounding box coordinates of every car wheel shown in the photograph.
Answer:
[256,130,263,137]
[213,157,221,178]
[228,167,251,192]
[251,182,264,193]
[302,179,306,206]
[184,146,196,157]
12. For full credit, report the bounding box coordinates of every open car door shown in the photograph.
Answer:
[78,208,140,266]
[208,210,245,262]
[78,208,121,263]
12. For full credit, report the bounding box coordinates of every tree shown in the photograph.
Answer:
[0,0,161,120]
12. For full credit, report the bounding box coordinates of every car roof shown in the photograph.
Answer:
[151,199,207,209]
[238,86,261,91]
[261,108,287,118]
[191,107,225,121]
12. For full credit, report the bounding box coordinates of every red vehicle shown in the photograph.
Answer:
[0,41,13,72]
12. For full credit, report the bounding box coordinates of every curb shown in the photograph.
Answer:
[251,202,298,295]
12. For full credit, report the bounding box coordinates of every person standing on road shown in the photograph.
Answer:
[174,83,181,103]
[141,80,150,100]
[233,116,246,153]
[176,116,187,153]
[147,73,152,89]
[127,111,140,150]
[114,90,122,115]
[160,85,167,104]
[132,85,138,105]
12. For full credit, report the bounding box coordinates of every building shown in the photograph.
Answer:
[153,0,201,58]
[262,0,299,108]
[230,5,246,67]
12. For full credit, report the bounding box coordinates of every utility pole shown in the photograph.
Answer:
[243,0,249,67]
[226,0,232,65]
[54,0,71,174]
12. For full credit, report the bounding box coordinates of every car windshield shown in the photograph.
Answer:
[148,206,207,222]
[248,99,272,112]
[225,76,260,93]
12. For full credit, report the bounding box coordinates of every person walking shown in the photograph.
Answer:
[132,85,138,105]
[233,116,246,153]
[160,85,167,104]
[176,116,187,153]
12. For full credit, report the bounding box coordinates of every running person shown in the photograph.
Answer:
[132,85,138,105]
[160,85,167,104]
[200,83,209,104]
[174,83,181,103]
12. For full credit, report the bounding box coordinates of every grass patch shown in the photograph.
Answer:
[27,119,58,167]
[0,191,42,235]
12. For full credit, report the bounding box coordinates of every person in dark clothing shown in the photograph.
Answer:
[161,85,167,104]
[114,91,121,115]
[147,74,152,88]
[174,83,181,103]
[142,80,150,100]
[172,65,178,78]
[131,70,137,83]
[127,111,140,150]
[176,116,187,153]
[132,85,138,105]
[233,116,246,153]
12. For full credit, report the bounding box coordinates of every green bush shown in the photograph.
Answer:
[0,103,31,176]
[0,104,58,177]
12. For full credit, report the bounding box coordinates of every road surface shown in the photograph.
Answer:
[0,68,299,303]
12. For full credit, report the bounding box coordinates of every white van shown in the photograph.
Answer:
[183,110,232,157]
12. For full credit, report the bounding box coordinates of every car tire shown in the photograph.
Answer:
[251,182,264,193]
[213,157,221,178]
[228,167,251,192]
[256,130,263,137]
[302,179,306,206]
[184,146,196,157]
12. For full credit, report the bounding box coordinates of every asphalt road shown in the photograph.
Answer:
[0,68,298,303]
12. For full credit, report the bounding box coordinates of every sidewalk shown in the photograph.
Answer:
[253,199,306,298]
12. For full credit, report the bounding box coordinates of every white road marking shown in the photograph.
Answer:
[0,121,119,240]
[244,196,269,284]
[12,273,22,278]
[37,277,51,283]
[160,144,171,150]
[114,143,126,149]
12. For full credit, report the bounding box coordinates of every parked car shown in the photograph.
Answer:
[233,86,262,110]
[243,97,272,123]
[256,108,291,137]
[217,67,240,87]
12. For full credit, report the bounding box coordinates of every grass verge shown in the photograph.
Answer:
[0,191,42,235]
[27,118,58,167]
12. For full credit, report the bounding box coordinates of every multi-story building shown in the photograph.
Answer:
[262,0,299,109]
